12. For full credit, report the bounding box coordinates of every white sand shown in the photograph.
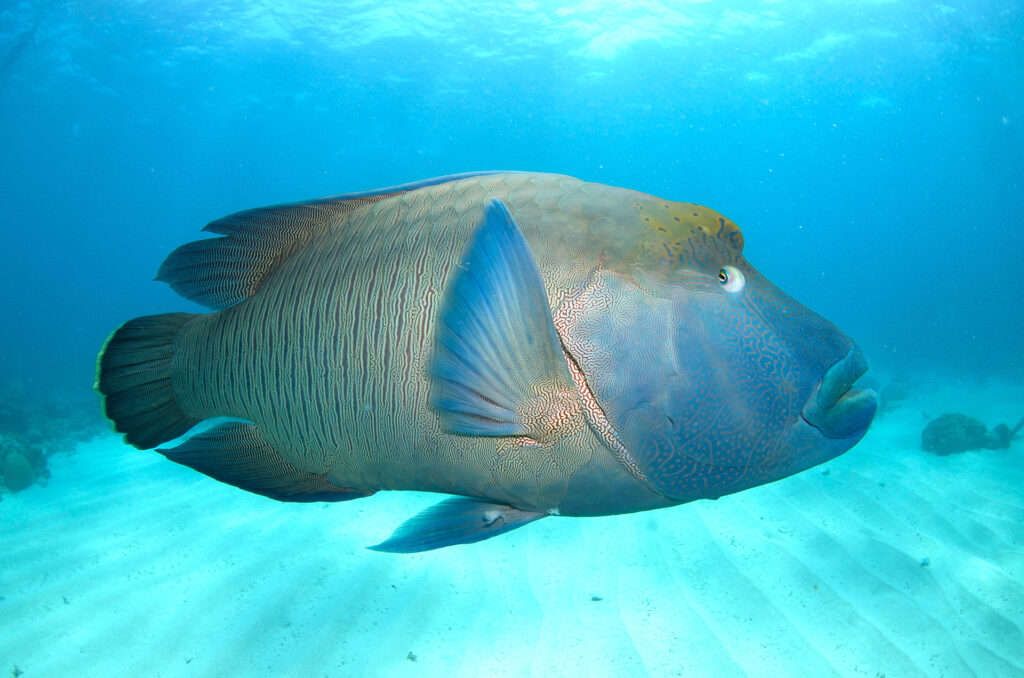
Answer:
[2,377,1022,678]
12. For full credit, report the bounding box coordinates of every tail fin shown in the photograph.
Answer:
[95,312,201,449]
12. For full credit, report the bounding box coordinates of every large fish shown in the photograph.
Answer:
[96,172,877,552]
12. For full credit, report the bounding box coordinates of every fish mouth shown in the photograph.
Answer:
[801,347,878,440]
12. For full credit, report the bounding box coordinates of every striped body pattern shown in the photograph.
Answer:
[97,172,876,551]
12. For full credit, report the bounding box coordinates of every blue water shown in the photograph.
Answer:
[1,0,1021,391]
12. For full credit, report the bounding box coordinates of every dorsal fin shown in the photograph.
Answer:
[156,171,519,309]
[156,193,395,309]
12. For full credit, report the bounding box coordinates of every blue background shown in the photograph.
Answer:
[1,0,1021,391]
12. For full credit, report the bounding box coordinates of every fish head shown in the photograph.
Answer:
[562,198,877,502]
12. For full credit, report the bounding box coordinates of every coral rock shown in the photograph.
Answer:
[921,413,989,455]
[3,451,35,492]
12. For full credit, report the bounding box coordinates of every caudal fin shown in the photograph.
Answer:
[95,312,200,449]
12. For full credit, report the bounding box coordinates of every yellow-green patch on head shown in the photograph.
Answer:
[632,198,745,274]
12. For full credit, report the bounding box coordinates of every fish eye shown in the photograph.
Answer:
[718,265,745,293]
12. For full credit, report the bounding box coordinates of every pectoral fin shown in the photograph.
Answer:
[368,497,546,553]
[428,199,578,441]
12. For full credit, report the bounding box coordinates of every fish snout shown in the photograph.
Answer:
[801,347,878,440]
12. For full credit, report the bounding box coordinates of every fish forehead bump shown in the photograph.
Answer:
[484,177,745,280]
[629,198,745,272]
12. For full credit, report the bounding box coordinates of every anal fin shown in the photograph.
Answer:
[158,422,372,503]
[368,497,546,553]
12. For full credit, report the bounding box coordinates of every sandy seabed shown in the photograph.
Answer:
[2,377,1022,678]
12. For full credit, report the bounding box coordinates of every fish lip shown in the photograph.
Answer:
[800,347,878,440]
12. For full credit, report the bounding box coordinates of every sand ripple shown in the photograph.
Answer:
[1,399,1022,677]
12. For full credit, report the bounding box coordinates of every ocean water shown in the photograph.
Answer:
[1,2,1022,677]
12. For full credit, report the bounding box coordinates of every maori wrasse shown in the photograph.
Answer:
[96,172,877,552]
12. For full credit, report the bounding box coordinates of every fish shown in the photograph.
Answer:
[95,171,877,552]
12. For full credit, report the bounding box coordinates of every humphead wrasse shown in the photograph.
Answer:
[96,172,877,552]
